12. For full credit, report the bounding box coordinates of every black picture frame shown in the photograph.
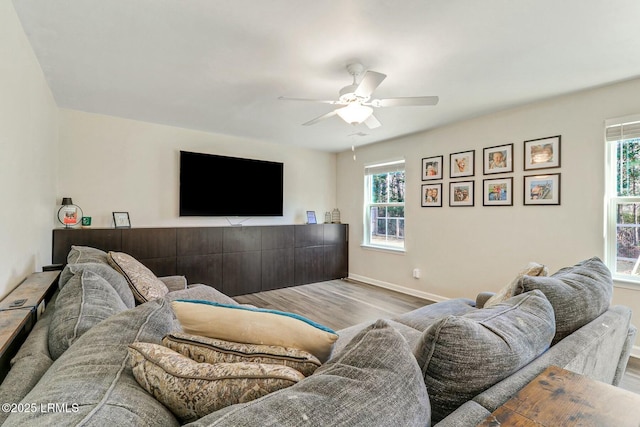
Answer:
[422,155,443,181]
[483,177,513,206]
[450,150,475,178]
[113,212,131,228]
[523,173,561,205]
[524,135,561,170]
[483,143,514,175]
[449,181,474,207]
[421,183,443,207]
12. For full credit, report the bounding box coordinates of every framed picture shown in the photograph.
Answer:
[524,135,561,170]
[483,143,513,174]
[449,181,474,206]
[483,177,513,206]
[523,173,561,205]
[422,155,443,181]
[306,211,317,224]
[450,150,475,178]
[113,211,131,228]
[421,183,443,207]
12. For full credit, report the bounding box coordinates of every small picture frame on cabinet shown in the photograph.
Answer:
[306,211,317,224]
[113,212,131,228]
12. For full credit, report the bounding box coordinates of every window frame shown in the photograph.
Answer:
[605,114,640,285]
[363,159,406,252]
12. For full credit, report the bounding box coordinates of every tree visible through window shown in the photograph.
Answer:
[364,160,405,250]
[606,117,640,281]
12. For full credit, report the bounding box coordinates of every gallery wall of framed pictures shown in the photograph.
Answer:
[420,135,561,208]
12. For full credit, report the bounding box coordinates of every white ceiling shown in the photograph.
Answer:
[12,0,640,152]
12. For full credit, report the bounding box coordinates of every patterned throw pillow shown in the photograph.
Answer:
[108,251,169,303]
[163,332,321,377]
[483,262,548,308]
[128,342,304,423]
[171,300,338,363]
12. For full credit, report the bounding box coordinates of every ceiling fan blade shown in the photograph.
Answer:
[278,96,340,105]
[364,114,381,129]
[354,71,387,98]
[302,110,337,126]
[371,96,439,107]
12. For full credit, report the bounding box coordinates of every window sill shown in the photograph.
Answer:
[360,244,406,254]
[612,277,640,290]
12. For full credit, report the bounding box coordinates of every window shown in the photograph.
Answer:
[364,160,405,250]
[605,115,640,282]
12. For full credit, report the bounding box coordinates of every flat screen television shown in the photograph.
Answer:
[179,151,284,217]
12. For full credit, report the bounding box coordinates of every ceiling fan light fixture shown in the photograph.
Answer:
[336,104,373,125]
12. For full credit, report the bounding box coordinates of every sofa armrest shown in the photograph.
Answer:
[159,275,188,292]
[475,292,495,309]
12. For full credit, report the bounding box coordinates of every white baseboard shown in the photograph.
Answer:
[631,346,640,360]
[348,274,449,303]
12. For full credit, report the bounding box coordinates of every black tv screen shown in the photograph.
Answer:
[180,151,284,217]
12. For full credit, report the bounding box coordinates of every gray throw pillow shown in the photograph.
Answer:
[516,256,613,344]
[67,245,110,265]
[3,299,179,427]
[58,262,135,308]
[415,290,555,423]
[187,319,431,427]
[48,270,129,360]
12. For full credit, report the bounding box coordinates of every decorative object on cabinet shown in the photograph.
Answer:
[57,197,83,228]
[483,177,513,206]
[331,209,341,224]
[422,155,443,180]
[306,211,317,224]
[449,150,475,178]
[523,173,561,205]
[483,143,513,175]
[449,181,474,207]
[324,212,332,224]
[421,183,442,207]
[524,135,561,170]
[113,212,131,228]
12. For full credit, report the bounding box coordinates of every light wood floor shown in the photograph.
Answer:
[235,279,640,395]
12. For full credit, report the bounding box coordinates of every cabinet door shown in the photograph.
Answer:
[223,252,262,296]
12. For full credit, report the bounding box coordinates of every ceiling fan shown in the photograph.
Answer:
[278,63,439,129]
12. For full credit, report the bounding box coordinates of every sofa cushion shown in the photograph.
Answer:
[108,251,169,303]
[3,299,180,427]
[164,284,239,305]
[483,261,548,308]
[67,245,110,265]
[129,342,304,423]
[391,298,477,332]
[58,262,135,308]
[163,332,321,376]
[415,290,555,423]
[185,319,431,427]
[516,256,613,344]
[172,300,338,363]
[48,270,129,360]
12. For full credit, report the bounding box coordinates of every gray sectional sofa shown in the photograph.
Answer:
[0,247,636,426]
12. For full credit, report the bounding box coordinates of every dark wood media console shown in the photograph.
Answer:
[53,224,348,297]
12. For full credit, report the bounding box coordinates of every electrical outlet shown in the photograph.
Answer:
[412,268,421,279]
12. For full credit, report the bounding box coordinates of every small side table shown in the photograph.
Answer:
[477,365,640,427]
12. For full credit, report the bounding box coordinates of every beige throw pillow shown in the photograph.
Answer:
[171,300,338,363]
[108,251,169,303]
[163,332,321,377]
[128,342,304,423]
[483,262,548,308]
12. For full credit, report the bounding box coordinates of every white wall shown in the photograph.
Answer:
[337,77,640,353]
[0,0,58,298]
[58,109,337,228]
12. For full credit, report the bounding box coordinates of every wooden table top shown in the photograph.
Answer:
[477,365,640,427]
[0,270,59,312]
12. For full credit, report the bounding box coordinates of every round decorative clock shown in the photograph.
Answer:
[57,198,83,228]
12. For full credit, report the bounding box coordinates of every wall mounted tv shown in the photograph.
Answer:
[180,151,284,217]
